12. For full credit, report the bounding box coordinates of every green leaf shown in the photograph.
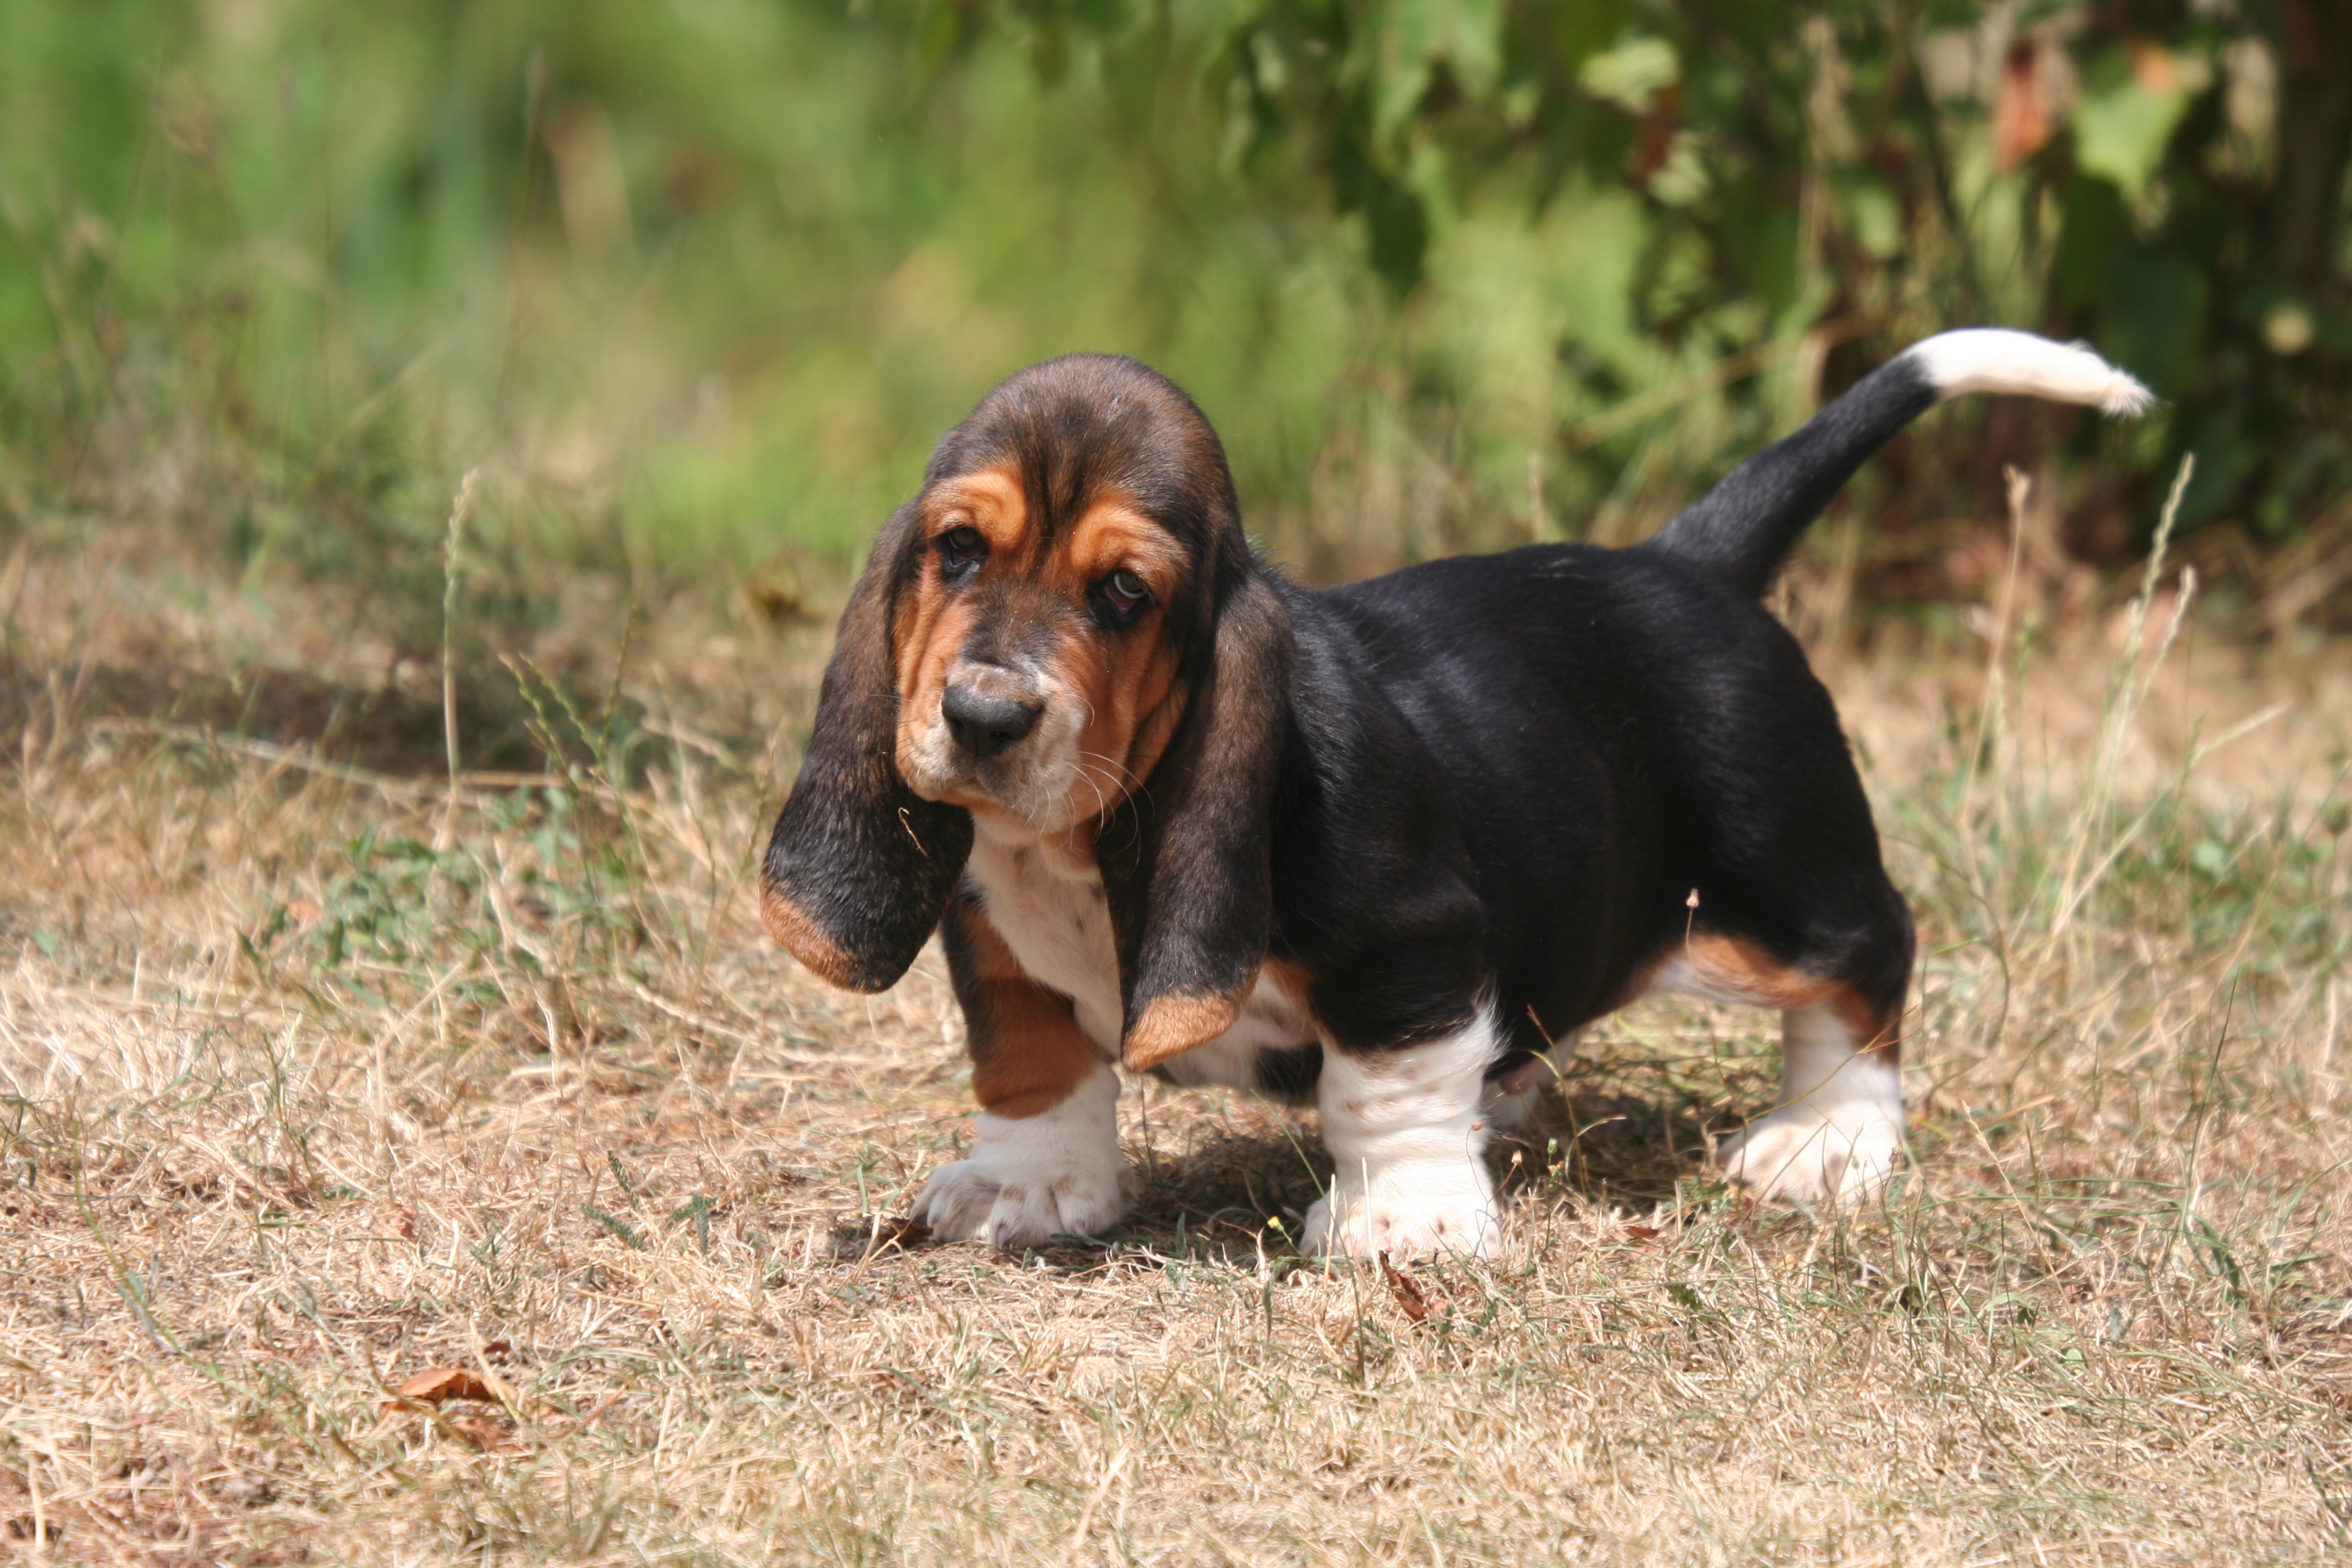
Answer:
[1382,0,1507,106]
[1364,172,1430,296]
[2072,44,2209,200]
[1837,175,1901,261]
[1575,35,1678,115]
[582,1204,647,1251]
[2097,243,2206,397]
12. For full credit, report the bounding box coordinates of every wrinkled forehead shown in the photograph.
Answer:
[921,356,1235,559]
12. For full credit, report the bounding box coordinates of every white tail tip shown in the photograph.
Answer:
[1904,329,2154,419]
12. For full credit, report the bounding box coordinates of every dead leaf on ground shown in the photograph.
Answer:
[1378,1253,1446,1326]
[744,572,808,625]
[382,1366,495,1414]
[880,1215,933,1247]
[821,1215,935,1260]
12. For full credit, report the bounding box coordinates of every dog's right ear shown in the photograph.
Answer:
[760,509,973,991]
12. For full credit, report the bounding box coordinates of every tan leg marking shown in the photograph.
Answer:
[956,897,1109,1120]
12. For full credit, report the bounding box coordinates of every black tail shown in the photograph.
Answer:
[1644,329,2153,598]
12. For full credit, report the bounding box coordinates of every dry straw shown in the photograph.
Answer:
[438,466,483,851]
[1,490,2348,1563]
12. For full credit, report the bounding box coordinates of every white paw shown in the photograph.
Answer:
[1301,1160,1499,1260]
[911,1065,1131,1249]
[1717,1105,1902,1205]
[913,1155,1133,1248]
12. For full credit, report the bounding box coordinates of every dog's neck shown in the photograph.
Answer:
[964,804,1100,884]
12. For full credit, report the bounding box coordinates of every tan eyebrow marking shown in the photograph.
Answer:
[1060,496,1186,598]
[923,467,1030,557]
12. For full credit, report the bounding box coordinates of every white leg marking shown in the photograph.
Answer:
[1717,1002,1904,1204]
[913,1064,1133,1248]
[1303,1011,1502,1260]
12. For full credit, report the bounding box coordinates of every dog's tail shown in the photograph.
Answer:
[1644,329,2153,598]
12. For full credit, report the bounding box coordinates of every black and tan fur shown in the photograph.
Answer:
[760,332,2151,1255]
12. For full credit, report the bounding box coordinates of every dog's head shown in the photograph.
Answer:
[761,355,1292,1066]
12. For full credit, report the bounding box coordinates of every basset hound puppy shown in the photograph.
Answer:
[760,330,2150,1257]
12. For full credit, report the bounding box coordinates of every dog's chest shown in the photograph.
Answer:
[965,835,1127,1053]
[962,834,1315,1090]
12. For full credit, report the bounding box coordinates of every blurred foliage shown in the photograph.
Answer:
[0,0,2345,619]
[0,0,1385,600]
[1115,0,2351,552]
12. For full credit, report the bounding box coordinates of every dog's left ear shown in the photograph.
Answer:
[760,510,973,991]
[1101,571,1294,1071]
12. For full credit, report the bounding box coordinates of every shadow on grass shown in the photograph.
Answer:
[1501,1088,1725,1208]
[0,651,606,777]
[842,1083,1727,1273]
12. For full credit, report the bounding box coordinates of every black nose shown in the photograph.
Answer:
[941,684,1042,760]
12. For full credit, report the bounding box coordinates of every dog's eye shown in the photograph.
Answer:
[938,527,985,577]
[1096,568,1153,625]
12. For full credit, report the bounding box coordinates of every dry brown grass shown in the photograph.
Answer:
[3,524,2350,1566]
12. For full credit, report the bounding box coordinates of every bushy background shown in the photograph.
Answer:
[1,0,2345,614]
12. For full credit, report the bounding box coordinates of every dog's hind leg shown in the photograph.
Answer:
[1647,634,1916,1203]
[1644,907,1910,1204]
[1714,994,1904,1204]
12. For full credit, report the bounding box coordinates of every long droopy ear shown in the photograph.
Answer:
[761,511,973,991]
[1100,571,1294,1071]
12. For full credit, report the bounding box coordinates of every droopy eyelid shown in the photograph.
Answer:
[935,525,986,578]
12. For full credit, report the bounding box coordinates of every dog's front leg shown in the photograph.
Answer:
[913,1060,1131,1248]
[913,896,1134,1249]
[1303,1011,1503,1260]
